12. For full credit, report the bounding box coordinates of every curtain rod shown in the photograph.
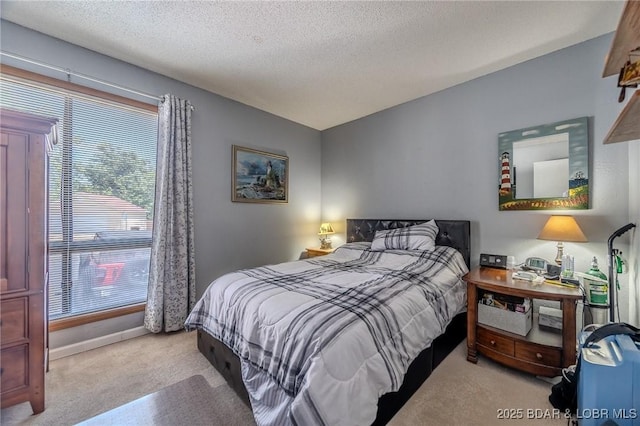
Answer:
[1,50,166,103]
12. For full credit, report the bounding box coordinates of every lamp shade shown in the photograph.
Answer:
[537,215,587,242]
[318,222,335,235]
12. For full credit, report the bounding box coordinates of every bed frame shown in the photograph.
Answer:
[196,219,470,425]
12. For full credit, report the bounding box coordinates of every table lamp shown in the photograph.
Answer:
[537,215,587,265]
[318,222,335,249]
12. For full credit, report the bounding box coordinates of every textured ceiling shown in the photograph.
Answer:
[0,1,625,130]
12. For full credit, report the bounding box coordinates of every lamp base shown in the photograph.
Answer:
[554,241,564,265]
[320,237,332,250]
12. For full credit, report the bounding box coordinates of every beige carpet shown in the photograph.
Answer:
[1,330,254,426]
[390,342,565,426]
[2,331,563,425]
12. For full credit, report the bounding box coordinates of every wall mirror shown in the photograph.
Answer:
[498,117,589,210]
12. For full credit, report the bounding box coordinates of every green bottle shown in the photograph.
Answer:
[585,256,608,305]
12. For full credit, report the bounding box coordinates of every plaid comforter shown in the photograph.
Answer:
[185,242,468,426]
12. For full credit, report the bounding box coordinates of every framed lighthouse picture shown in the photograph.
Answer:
[498,117,589,211]
[232,145,289,204]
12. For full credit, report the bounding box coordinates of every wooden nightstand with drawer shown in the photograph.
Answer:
[305,247,335,258]
[465,267,582,377]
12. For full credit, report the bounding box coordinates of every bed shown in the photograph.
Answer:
[185,219,470,425]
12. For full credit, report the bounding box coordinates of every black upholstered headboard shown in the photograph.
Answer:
[346,219,471,268]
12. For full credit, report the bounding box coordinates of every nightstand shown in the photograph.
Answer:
[305,247,334,258]
[465,267,582,377]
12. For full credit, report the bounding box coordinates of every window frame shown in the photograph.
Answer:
[1,64,158,331]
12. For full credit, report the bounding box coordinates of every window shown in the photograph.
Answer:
[1,66,158,321]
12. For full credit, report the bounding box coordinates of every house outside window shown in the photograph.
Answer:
[0,67,158,322]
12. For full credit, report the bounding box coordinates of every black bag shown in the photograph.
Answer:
[548,322,640,414]
[549,365,577,413]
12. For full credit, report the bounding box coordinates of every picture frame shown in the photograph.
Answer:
[498,117,589,211]
[232,145,288,203]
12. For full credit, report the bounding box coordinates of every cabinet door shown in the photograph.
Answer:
[0,131,30,294]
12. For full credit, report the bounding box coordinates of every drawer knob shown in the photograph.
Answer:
[536,353,543,360]
[490,340,496,346]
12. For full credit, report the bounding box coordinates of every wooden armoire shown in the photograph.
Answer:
[1,108,56,414]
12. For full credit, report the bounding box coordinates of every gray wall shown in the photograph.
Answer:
[1,21,322,295]
[321,34,637,323]
[1,21,322,345]
[3,20,637,347]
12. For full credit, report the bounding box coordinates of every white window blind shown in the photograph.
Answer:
[0,71,158,320]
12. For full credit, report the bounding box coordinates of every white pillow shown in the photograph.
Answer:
[370,220,439,251]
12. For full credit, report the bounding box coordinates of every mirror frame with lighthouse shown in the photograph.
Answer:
[498,117,589,211]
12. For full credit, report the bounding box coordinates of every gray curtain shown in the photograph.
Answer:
[144,94,196,333]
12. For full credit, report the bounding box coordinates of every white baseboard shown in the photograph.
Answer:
[49,326,150,360]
